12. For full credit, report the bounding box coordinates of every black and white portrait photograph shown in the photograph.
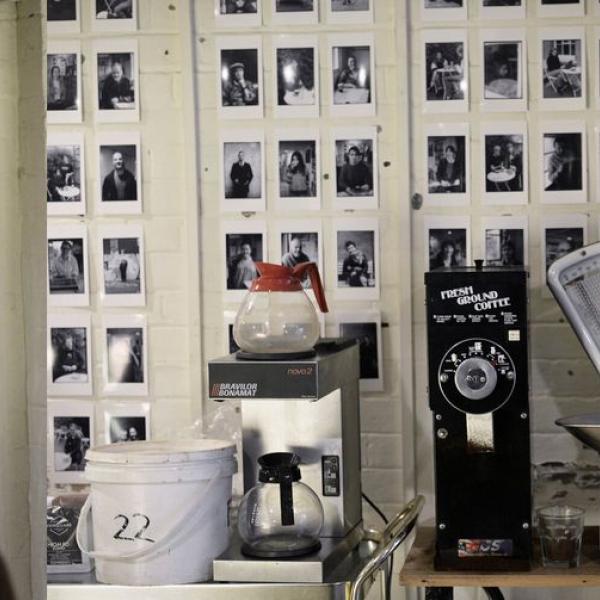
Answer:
[544,227,584,271]
[220,131,265,212]
[542,37,583,103]
[327,0,372,23]
[215,0,261,26]
[47,0,79,32]
[333,127,378,209]
[423,0,467,21]
[483,40,523,102]
[427,220,469,270]
[273,0,316,24]
[108,416,146,443]
[225,232,264,291]
[539,0,584,17]
[484,228,526,267]
[48,313,92,396]
[542,128,585,203]
[94,40,139,122]
[426,127,468,204]
[331,42,373,112]
[334,218,380,299]
[103,315,147,396]
[337,312,383,391]
[48,225,89,307]
[480,0,524,19]
[97,132,141,214]
[275,44,317,116]
[48,400,94,484]
[99,224,145,306]
[47,133,85,216]
[47,43,81,123]
[280,230,320,288]
[278,137,318,205]
[93,0,136,30]
[485,134,524,193]
[425,42,466,102]
[218,38,263,119]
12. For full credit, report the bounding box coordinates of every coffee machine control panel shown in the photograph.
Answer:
[438,338,516,415]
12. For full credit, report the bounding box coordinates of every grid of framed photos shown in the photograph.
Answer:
[46,0,150,486]
[214,2,384,393]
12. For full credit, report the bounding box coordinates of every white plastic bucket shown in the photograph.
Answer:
[76,439,236,585]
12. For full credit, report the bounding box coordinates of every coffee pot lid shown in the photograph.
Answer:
[257,452,302,483]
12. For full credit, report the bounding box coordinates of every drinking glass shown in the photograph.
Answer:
[537,505,585,568]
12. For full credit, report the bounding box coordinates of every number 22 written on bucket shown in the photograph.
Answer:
[113,513,155,543]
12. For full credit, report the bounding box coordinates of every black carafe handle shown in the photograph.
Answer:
[279,470,295,527]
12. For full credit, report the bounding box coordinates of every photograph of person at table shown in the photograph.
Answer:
[543,133,582,191]
[427,136,466,194]
[332,46,371,105]
[47,53,79,112]
[483,41,522,100]
[428,229,467,270]
[48,239,85,295]
[47,144,81,203]
[542,40,582,98]
[51,327,88,383]
[484,134,523,192]
[485,229,525,267]
[336,142,373,197]
[276,47,315,107]
[425,42,465,101]
[97,53,135,110]
[337,235,375,288]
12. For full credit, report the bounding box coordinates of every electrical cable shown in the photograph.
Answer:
[361,492,393,598]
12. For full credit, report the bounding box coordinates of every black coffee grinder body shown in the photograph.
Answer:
[425,265,532,571]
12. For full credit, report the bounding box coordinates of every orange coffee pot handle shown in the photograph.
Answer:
[292,263,329,313]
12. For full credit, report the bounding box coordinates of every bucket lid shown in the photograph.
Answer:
[85,438,236,466]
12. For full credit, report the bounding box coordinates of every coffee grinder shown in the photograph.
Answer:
[208,338,363,583]
[425,262,532,570]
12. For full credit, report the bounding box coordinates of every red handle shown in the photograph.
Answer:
[293,263,328,313]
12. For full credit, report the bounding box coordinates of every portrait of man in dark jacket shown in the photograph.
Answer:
[102,150,137,201]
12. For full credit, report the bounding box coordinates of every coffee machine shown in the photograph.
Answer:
[425,263,532,570]
[207,338,363,583]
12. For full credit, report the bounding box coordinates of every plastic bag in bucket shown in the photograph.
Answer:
[76,439,237,585]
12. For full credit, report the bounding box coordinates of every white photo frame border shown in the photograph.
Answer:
[275,128,321,212]
[47,222,90,308]
[47,399,95,485]
[335,310,383,393]
[47,131,86,217]
[540,213,588,295]
[96,131,142,215]
[272,35,320,119]
[332,126,379,210]
[480,0,525,19]
[214,0,262,27]
[102,401,151,445]
[538,0,584,18]
[480,215,529,269]
[424,215,471,272]
[540,120,587,205]
[328,32,376,118]
[93,38,140,123]
[422,0,467,22]
[98,223,146,307]
[481,120,529,206]
[480,30,527,113]
[325,0,373,24]
[272,0,318,25]
[92,0,138,32]
[594,28,600,109]
[47,312,93,397]
[333,217,380,301]
[422,29,469,115]
[220,129,266,213]
[47,40,83,124]
[102,313,149,397]
[216,35,264,120]
[222,219,268,302]
[424,122,471,207]
[538,27,586,113]
[47,0,81,34]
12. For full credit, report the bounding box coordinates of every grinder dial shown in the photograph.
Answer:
[438,338,516,414]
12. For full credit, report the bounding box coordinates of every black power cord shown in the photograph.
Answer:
[361,492,393,598]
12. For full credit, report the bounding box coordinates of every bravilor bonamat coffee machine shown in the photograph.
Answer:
[208,338,364,583]
[425,262,532,570]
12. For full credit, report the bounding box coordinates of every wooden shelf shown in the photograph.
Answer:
[400,527,600,588]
